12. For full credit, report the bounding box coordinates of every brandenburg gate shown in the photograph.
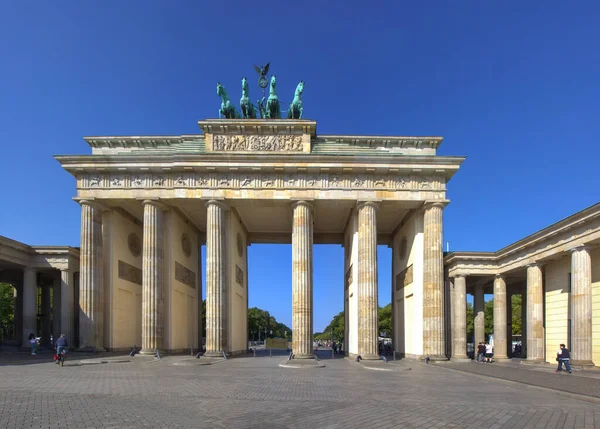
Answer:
[56,118,464,361]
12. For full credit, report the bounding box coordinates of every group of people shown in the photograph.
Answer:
[26,333,69,361]
[475,342,494,363]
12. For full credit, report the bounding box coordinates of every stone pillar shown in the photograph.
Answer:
[451,275,468,360]
[493,275,509,360]
[357,202,379,360]
[52,276,61,344]
[197,240,203,351]
[292,201,314,358]
[474,285,485,345]
[526,263,544,362]
[41,286,51,346]
[205,200,228,357]
[570,246,593,366]
[79,200,105,351]
[423,201,446,359]
[521,291,527,358]
[22,267,37,348]
[60,270,75,348]
[141,200,165,354]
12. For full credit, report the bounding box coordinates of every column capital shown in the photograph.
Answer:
[423,200,449,210]
[291,200,314,211]
[205,199,229,211]
[60,268,76,274]
[526,261,544,269]
[75,198,107,210]
[452,274,467,280]
[356,201,380,211]
[568,244,592,254]
[495,273,505,279]
[141,199,168,210]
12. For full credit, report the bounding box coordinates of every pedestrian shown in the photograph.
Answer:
[477,342,486,362]
[28,333,37,356]
[485,343,493,363]
[555,344,572,373]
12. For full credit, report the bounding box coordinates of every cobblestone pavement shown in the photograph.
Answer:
[1,352,600,429]
[442,360,600,400]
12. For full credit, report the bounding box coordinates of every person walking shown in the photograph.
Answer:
[28,333,38,356]
[476,342,486,362]
[555,344,572,373]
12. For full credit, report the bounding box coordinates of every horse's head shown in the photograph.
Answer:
[296,81,304,95]
[270,75,277,93]
[217,82,224,97]
[242,77,248,92]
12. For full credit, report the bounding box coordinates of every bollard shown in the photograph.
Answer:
[332,348,334,360]
[253,348,256,358]
[269,348,272,358]
[393,350,396,361]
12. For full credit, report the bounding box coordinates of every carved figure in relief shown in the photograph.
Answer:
[374,177,386,187]
[154,176,165,186]
[287,81,304,119]
[175,175,185,185]
[241,176,253,186]
[133,176,143,186]
[240,78,257,119]
[111,177,122,186]
[217,82,240,119]
[90,176,101,186]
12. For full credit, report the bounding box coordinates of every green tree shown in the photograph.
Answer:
[511,295,522,335]
[484,299,494,338]
[466,302,474,341]
[378,303,392,337]
[0,283,15,341]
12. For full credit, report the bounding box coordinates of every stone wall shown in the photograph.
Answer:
[544,256,570,363]
[345,212,359,356]
[592,247,600,365]
[104,210,143,351]
[167,211,199,352]
[392,213,423,358]
[227,210,248,355]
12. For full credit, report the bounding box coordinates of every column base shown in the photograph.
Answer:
[493,357,511,362]
[139,349,163,356]
[360,353,381,361]
[450,356,471,363]
[571,360,595,368]
[293,353,315,360]
[426,355,449,363]
[203,350,226,358]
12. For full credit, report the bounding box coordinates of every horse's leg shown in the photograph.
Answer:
[299,106,303,119]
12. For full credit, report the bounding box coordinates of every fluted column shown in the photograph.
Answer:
[292,201,314,358]
[41,286,51,346]
[451,275,468,360]
[140,200,166,354]
[474,285,485,345]
[526,263,544,362]
[205,200,228,357]
[570,246,593,366]
[22,267,37,348]
[79,200,105,351]
[423,201,446,359]
[493,275,509,359]
[357,201,379,360]
[60,269,74,348]
[521,291,527,358]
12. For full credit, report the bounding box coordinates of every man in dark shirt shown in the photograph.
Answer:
[477,342,486,362]
[555,344,572,373]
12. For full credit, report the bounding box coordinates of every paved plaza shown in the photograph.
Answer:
[1,350,599,429]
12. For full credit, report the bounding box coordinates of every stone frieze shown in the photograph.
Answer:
[175,261,196,288]
[212,134,303,152]
[81,172,445,192]
[118,260,142,286]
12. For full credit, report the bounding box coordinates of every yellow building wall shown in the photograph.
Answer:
[391,212,423,358]
[227,210,248,354]
[104,210,143,351]
[591,247,600,366]
[544,256,570,363]
[344,212,359,356]
[166,211,199,352]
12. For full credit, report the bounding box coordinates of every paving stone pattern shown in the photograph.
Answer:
[0,354,599,428]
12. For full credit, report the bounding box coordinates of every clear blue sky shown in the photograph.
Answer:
[1,2,598,332]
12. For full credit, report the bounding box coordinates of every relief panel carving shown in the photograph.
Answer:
[212,134,303,152]
[118,260,142,286]
[175,261,196,288]
[395,264,414,291]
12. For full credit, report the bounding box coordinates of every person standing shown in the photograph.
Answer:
[555,344,572,373]
[485,342,494,363]
[28,333,38,356]
[477,342,486,362]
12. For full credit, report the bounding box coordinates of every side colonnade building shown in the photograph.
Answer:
[445,203,600,366]
[52,119,464,359]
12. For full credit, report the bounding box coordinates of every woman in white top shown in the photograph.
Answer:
[484,343,493,362]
